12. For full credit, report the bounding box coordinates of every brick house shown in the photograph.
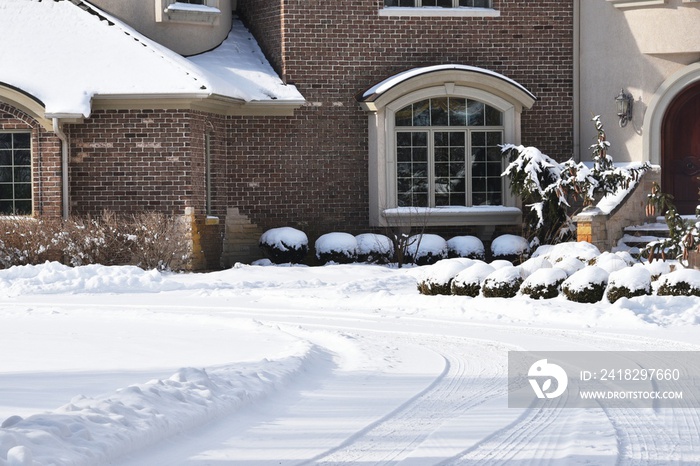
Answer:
[1,0,575,268]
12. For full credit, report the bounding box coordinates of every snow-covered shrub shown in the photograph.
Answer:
[518,256,552,279]
[451,262,495,297]
[562,266,609,303]
[259,227,309,264]
[552,256,586,277]
[502,118,650,245]
[657,269,700,297]
[606,266,652,303]
[532,241,600,264]
[355,233,394,264]
[521,268,568,300]
[490,259,515,270]
[482,266,523,298]
[447,236,485,260]
[417,259,473,295]
[614,250,636,267]
[315,232,358,264]
[405,234,448,266]
[591,251,629,274]
[644,260,673,281]
[491,234,530,264]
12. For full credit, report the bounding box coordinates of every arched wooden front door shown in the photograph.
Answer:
[662,81,700,215]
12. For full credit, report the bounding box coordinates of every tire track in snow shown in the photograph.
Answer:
[301,338,507,466]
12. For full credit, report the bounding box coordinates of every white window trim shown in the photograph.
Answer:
[360,66,534,228]
[606,0,666,8]
[379,7,500,17]
[155,0,221,25]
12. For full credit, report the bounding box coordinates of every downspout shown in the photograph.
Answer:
[52,118,69,220]
[573,0,581,162]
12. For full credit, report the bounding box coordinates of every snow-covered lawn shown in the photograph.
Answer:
[1,258,700,465]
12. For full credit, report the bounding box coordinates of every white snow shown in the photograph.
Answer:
[361,64,535,101]
[608,266,652,292]
[451,261,495,287]
[593,251,630,274]
[315,232,357,255]
[0,0,303,117]
[522,267,568,288]
[1,244,700,464]
[446,235,485,258]
[658,268,700,288]
[491,234,529,257]
[406,234,448,260]
[562,265,609,292]
[355,233,394,256]
[532,241,601,263]
[518,255,552,279]
[259,227,308,251]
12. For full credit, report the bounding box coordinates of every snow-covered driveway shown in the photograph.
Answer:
[1,262,700,464]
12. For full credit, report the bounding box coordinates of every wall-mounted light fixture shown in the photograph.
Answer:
[615,89,633,127]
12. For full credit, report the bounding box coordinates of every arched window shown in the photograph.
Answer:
[358,65,536,228]
[394,97,504,208]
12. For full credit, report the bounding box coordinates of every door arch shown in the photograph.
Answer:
[662,81,700,214]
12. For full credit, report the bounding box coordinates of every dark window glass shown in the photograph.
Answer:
[0,133,32,215]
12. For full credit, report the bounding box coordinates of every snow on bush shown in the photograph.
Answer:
[518,256,552,279]
[552,256,586,277]
[562,266,609,303]
[355,233,394,264]
[406,234,448,266]
[591,251,629,274]
[315,232,358,264]
[490,234,530,264]
[259,227,309,264]
[489,259,515,270]
[657,269,700,297]
[417,258,474,295]
[446,236,485,260]
[532,241,600,264]
[644,260,673,281]
[606,266,652,303]
[451,262,495,297]
[482,266,523,299]
[521,267,568,300]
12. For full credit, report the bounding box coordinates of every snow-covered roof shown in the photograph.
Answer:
[359,64,537,104]
[0,0,304,118]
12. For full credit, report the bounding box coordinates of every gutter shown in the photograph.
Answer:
[51,118,70,220]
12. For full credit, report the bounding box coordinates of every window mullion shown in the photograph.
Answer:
[428,129,435,208]
[466,129,472,207]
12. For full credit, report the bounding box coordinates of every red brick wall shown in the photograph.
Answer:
[237,0,286,79]
[0,103,63,218]
[68,109,202,215]
[233,0,574,240]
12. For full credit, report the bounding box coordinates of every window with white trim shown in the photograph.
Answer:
[384,0,491,7]
[0,132,31,215]
[155,0,221,24]
[394,97,504,207]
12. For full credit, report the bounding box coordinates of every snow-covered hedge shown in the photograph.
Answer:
[417,259,473,296]
[355,233,394,264]
[259,227,309,264]
[657,269,700,297]
[406,234,448,266]
[491,234,530,264]
[451,262,495,297]
[521,268,568,300]
[606,266,652,303]
[562,266,609,303]
[447,236,485,260]
[482,266,523,298]
[315,233,358,264]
